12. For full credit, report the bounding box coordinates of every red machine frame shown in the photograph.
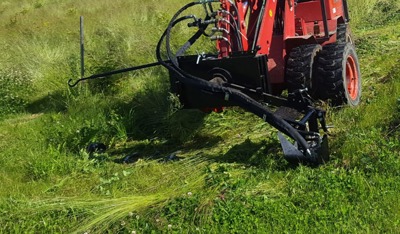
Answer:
[216,0,350,93]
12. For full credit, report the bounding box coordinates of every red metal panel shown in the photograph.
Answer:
[268,0,296,85]
[235,0,250,51]
[295,1,323,22]
[327,0,344,19]
[295,0,344,22]
[284,0,296,39]
[255,0,277,55]
[246,0,265,51]
[268,35,285,84]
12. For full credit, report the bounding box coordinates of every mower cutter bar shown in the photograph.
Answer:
[170,70,330,164]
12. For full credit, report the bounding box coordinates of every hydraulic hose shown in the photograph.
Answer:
[227,0,244,51]
[252,0,266,51]
[157,1,313,156]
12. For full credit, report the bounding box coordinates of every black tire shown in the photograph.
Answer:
[336,23,353,44]
[285,44,322,97]
[315,43,361,106]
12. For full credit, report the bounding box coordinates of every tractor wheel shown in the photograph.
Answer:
[285,44,322,97]
[316,43,361,106]
[336,23,353,44]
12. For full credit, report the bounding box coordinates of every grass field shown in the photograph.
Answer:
[1,0,400,233]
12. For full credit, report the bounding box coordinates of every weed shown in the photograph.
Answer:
[1,0,400,233]
[85,27,131,94]
[33,1,44,9]
[0,68,33,117]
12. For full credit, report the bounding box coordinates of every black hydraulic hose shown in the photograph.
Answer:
[252,0,266,51]
[166,2,204,64]
[320,0,330,39]
[156,14,200,63]
[159,1,312,155]
[342,0,350,22]
[176,15,212,57]
[208,2,214,13]
[227,1,244,51]
[219,10,243,51]
[165,2,206,66]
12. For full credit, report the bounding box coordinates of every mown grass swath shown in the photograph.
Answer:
[0,0,400,232]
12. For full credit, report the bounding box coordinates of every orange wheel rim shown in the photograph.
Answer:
[345,55,359,100]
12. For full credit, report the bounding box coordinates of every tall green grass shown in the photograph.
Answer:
[0,0,400,232]
[348,0,400,27]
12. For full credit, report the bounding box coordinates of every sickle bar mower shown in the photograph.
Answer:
[69,0,361,165]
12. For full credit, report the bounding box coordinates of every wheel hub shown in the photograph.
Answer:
[345,55,359,101]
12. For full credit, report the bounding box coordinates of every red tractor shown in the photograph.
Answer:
[69,0,361,164]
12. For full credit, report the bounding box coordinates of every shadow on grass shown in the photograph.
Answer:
[102,78,225,161]
[106,82,288,168]
[26,90,67,114]
[107,83,293,169]
[116,91,208,141]
[108,133,224,163]
[28,76,292,170]
[205,138,294,170]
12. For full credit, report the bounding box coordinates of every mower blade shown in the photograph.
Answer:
[278,132,309,163]
[316,135,330,164]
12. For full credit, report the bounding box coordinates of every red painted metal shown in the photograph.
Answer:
[234,0,250,51]
[254,0,277,55]
[346,55,359,100]
[296,0,343,22]
[217,0,347,90]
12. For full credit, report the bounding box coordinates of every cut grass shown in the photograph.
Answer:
[0,0,400,233]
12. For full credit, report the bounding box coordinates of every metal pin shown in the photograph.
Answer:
[80,16,85,78]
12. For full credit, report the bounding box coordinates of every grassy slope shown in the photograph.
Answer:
[0,0,400,233]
